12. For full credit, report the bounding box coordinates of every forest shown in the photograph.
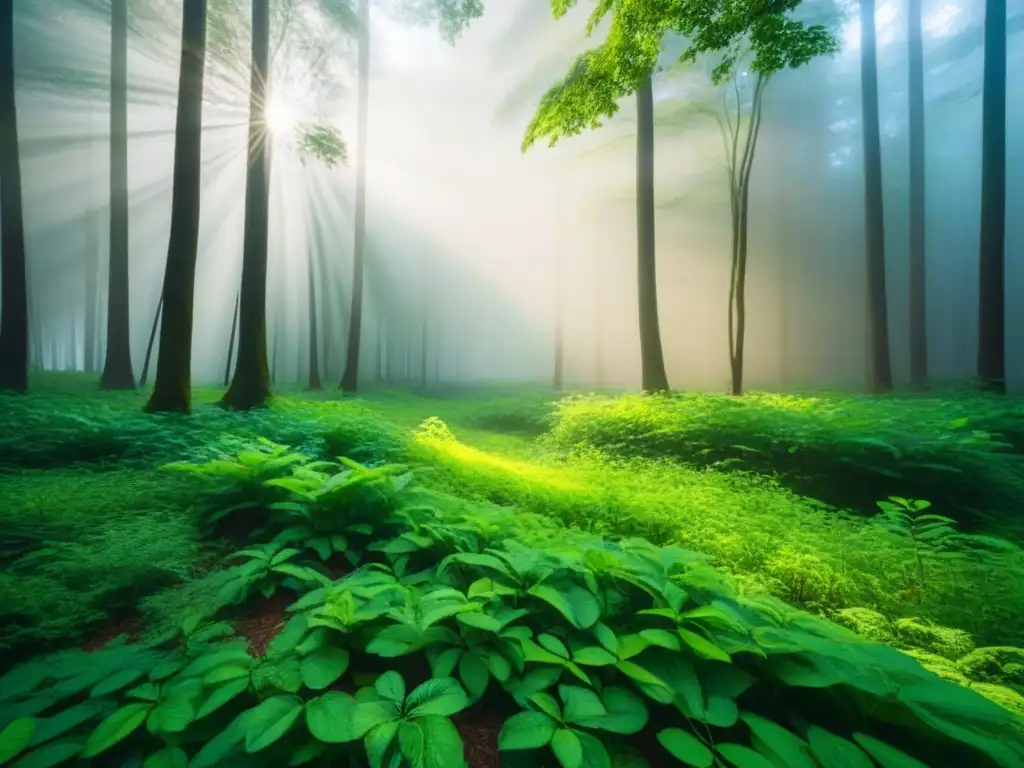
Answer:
[0,0,1022,766]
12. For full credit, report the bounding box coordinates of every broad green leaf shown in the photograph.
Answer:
[81,702,151,757]
[149,657,186,682]
[559,686,606,725]
[529,584,600,629]
[30,701,104,745]
[307,693,393,743]
[716,743,776,768]
[806,725,874,768]
[9,740,83,768]
[458,612,504,633]
[851,733,929,768]
[739,713,814,768]
[419,714,467,768]
[182,649,254,678]
[0,717,35,763]
[483,649,512,681]
[143,746,188,768]
[679,630,730,662]
[189,710,251,767]
[640,629,681,651]
[288,738,327,766]
[196,679,250,719]
[657,728,713,767]
[90,669,146,698]
[538,634,571,660]
[573,686,648,735]
[244,695,304,753]
[576,730,612,768]
[204,665,250,685]
[522,638,568,665]
[127,682,162,702]
[375,671,406,704]
[407,678,469,717]
[399,720,425,765]
[531,692,563,720]
[308,536,332,561]
[552,728,583,768]
[499,711,558,750]
[365,720,400,768]
[430,647,464,678]
[703,695,738,728]
[459,652,491,700]
[573,646,617,667]
[147,697,195,734]
[301,646,350,690]
[616,661,669,689]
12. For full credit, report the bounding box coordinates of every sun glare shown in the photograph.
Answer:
[264,95,296,134]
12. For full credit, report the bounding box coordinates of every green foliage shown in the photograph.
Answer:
[295,121,348,167]
[523,0,839,150]
[377,0,485,44]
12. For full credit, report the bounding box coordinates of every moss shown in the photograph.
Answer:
[958,647,1024,686]
[969,683,1024,723]
[893,618,975,660]
[831,608,896,644]
[904,650,972,685]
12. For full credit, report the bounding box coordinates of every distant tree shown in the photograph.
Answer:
[100,0,137,389]
[524,0,836,395]
[907,0,927,390]
[224,289,240,386]
[859,0,894,393]
[977,0,1006,393]
[0,1,30,393]
[144,0,208,413]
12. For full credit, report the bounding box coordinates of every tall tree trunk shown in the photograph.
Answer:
[0,2,29,393]
[907,0,928,390]
[223,289,239,386]
[221,0,271,409]
[977,0,1006,392]
[635,75,669,392]
[307,248,322,390]
[84,210,100,373]
[100,0,136,389]
[139,292,162,385]
[340,0,370,392]
[859,0,894,393]
[144,0,208,414]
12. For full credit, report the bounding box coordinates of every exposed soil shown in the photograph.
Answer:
[453,708,503,768]
[233,593,292,656]
[83,609,145,652]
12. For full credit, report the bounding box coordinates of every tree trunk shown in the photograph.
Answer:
[100,0,136,389]
[340,0,370,392]
[307,249,322,390]
[859,0,894,393]
[0,2,29,393]
[144,0,208,414]
[907,0,928,390]
[139,292,162,385]
[977,0,1006,392]
[635,75,669,393]
[223,289,239,386]
[84,210,100,373]
[221,0,272,409]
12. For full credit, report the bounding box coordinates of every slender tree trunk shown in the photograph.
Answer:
[0,3,29,393]
[223,289,239,386]
[907,0,928,390]
[139,292,162,385]
[84,211,100,373]
[144,0,208,413]
[859,0,894,393]
[977,0,1006,392]
[307,250,322,390]
[100,0,136,389]
[635,75,669,392]
[221,0,272,409]
[340,0,370,392]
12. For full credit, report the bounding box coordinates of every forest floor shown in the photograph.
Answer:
[1,372,1023,765]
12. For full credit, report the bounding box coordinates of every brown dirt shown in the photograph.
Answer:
[454,709,503,768]
[233,593,292,656]
[83,610,145,652]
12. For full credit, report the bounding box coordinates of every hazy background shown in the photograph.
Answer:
[8,0,1024,391]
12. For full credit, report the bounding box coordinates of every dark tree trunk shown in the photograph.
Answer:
[307,250,322,390]
[907,0,928,390]
[635,76,669,392]
[977,0,1006,392]
[859,0,894,393]
[224,289,239,386]
[100,0,135,389]
[0,3,29,393]
[144,0,208,414]
[221,0,271,409]
[340,0,370,392]
[139,292,162,386]
[84,211,100,373]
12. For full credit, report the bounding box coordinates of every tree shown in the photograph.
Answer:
[220,0,273,410]
[907,0,927,389]
[977,0,1006,393]
[859,0,894,393]
[0,1,29,393]
[143,0,208,413]
[523,0,836,394]
[100,0,137,389]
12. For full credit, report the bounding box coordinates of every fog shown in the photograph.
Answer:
[7,0,1024,391]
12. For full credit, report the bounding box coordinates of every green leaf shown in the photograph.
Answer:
[90,668,146,698]
[197,679,250,719]
[399,720,425,765]
[657,728,713,767]
[30,702,104,745]
[522,638,569,665]
[143,746,188,768]
[458,612,504,633]
[498,711,558,750]
[81,702,151,757]
[301,646,350,690]
[0,717,36,763]
[678,630,730,662]
[531,692,562,721]
[703,695,738,728]
[407,678,470,717]
[365,720,400,768]
[573,686,648,735]
[640,629,681,651]
[459,652,491,700]
[147,696,195,734]
[573,646,617,667]
[308,536,333,561]
[244,695,304,753]
[739,713,815,768]
[716,743,777,768]
[288,739,327,766]
[851,733,929,768]
[127,682,162,702]
[307,692,393,743]
[430,648,464,679]
[806,725,874,768]
[9,740,83,768]
[189,710,251,768]
[149,656,186,682]
[528,584,600,629]
[576,730,611,768]
[559,686,606,725]
[538,634,571,660]
[375,671,406,704]
[204,665,251,685]
[616,660,668,689]
[552,728,583,768]
[419,714,467,768]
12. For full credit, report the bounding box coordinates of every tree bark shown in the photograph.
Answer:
[340,0,370,392]
[859,0,894,393]
[139,292,162,386]
[100,0,136,389]
[84,210,100,373]
[223,289,239,386]
[0,2,29,393]
[977,0,1006,392]
[221,0,272,409]
[635,75,669,393]
[907,0,928,390]
[144,0,208,413]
